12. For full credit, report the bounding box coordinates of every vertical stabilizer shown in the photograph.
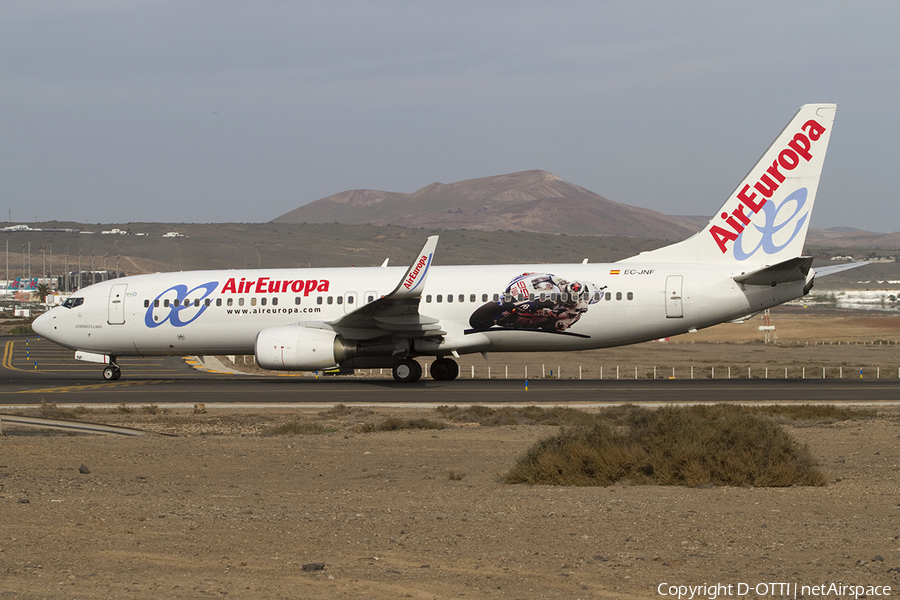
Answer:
[621,104,837,266]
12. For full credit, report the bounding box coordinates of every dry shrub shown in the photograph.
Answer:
[318,404,372,419]
[737,404,875,425]
[435,405,586,426]
[266,420,327,435]
[504,404,828,487]
[355,417,446,433]
[37,402,82,420]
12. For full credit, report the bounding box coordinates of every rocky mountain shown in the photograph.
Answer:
[273,170,695,240]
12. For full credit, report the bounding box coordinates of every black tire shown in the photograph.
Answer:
[392,359,422,383]
[446,359,459,380]
[430,358,459,381]
[102,366,119,381]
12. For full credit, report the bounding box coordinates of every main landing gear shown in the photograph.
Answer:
[390,357,460,382]
[102,361,121,381]
[392,358,422,383]
[429,357,459,381]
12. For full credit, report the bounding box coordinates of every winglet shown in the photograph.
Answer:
[386,235,438,299]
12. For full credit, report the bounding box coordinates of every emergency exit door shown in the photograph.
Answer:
[108,283,127,325]
[665,275,683,318]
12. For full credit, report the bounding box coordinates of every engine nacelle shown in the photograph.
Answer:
[255,325,350,371]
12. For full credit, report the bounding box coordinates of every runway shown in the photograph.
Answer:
[4,335,900,405]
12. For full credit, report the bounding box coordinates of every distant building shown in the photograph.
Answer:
[162,232,184,238]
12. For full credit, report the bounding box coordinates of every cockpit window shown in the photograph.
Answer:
[62,297,85,309]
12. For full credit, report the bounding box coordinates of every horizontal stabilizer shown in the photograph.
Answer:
[813,261,870,277]
[733,256,814,286]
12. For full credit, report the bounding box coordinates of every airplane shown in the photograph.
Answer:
[33,103,862,383]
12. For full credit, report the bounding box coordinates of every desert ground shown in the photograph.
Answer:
[1,405,899,600]
[3,307,900,599]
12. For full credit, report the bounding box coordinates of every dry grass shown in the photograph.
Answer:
[504,404,830,487]
[435,405,587,426]
[355,417,446,433]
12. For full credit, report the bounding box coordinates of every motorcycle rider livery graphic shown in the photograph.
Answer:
[468,272,605,336]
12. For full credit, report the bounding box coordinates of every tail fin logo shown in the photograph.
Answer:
[710,118,827,255]
[732,188,808,261]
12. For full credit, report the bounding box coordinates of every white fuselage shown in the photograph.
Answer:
[33,261,808,359]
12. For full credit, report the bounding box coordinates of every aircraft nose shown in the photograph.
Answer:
[32,310,54,338]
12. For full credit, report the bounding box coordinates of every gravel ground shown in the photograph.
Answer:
[1,405,899,599]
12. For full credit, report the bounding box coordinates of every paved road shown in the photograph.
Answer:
[4,336,900,405]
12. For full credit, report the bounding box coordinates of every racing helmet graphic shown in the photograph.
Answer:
[563,281,586,304]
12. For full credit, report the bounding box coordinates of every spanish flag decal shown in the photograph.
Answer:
[609,269,620,275]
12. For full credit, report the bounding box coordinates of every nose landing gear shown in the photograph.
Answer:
[102,362,121,381]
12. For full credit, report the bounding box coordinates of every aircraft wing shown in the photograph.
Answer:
[329,236,445,339]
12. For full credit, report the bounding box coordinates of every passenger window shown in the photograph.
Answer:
[295,297,301,305]
[437,294,443,303]
[216,298,221,307]
[251,297,257,306]
[164,299,170,307]
[605,292,611,301]
[205,299,211,307]
[367,295,374,303]
[616,292,622,301]
[504,293,512,303]
[260,297,266,306]
[550,293,558,302]
[154,299,159,308]
[316,297,323,305]
[173,299,180,307]
[347,296,353,304]
[227,298,233,306]
[483,294,488,302]
[336,296,342,305]
[529,293,535,301]
[627,292,633,301]
[493,293,499,302]
[458,294,464,303]
[447,294,453,303]
[426,295,432,303]
[593,292,600,302]
[238,298,244,306]
[327,296,333,305]
[470,294,475,303]
[272,297,278,306]
[144,299,149,308]
[195,299,201,307]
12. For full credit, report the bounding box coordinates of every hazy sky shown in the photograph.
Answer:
[2,1,898,230]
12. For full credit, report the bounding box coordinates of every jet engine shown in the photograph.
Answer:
[255,325,355,371]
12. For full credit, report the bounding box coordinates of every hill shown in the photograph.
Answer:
[273,170,694,240]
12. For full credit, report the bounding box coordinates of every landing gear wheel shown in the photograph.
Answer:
[392,359,422,383]
[430,358,459,381]
[102,365,121,381]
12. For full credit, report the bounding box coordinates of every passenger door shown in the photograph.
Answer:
[665,275,683,318]
[108,283,128,325]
